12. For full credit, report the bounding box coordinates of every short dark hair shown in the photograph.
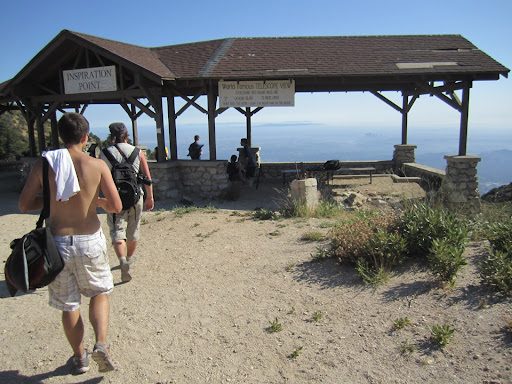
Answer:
[194,135,200,141]
[110,130,128,144]
[57,113,89,145]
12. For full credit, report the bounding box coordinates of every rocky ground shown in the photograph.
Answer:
[0,175,511,383]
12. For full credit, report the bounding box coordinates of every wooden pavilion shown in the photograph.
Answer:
[0,30,509,163]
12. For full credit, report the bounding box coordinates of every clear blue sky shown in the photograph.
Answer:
[1,0,511,155]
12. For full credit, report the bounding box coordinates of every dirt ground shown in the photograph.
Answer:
[0,175,511,383]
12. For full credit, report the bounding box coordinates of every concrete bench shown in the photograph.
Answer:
[333,167,376,184]
[281,167,376,185]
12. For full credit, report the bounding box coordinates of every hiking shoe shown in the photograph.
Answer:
[91,343,115,373]
[120,261,132,282]
[72,353,90,374]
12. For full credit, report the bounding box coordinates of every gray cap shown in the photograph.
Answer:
[109,122,128,136]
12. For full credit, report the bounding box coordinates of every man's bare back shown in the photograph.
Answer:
[19,148,121,236]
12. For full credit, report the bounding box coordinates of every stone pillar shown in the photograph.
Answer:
[290,178,318,209]
[443,155,481,210]
[393,144,417,174]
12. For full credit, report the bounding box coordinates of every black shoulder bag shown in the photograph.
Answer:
[4,158,65,296]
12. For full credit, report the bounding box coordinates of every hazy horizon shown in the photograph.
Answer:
[90,122,512,195]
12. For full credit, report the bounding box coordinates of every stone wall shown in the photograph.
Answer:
[9,148,483,207]
[149,160,230,201]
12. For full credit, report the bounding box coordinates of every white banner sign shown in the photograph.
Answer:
[63,66,117,94]
[219,80,295,107]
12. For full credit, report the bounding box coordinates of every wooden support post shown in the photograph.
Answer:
[246,107,252,147]
[131,104,139,146]
[153,97,166,162]
[401,95,408,144]
[167,92,178,160]
[28,116,37,156]
[207,84,217,160]
[459,83,470,156]
[36,108,46,154]
[50,110,59,149]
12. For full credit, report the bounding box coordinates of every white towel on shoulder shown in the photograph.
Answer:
[42,149,80,201]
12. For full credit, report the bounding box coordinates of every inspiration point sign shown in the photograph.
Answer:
[63,66,117,94]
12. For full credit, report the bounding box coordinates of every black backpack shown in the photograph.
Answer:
[323,160,341,171]
[102,145,141,210]
[187,143,203,159]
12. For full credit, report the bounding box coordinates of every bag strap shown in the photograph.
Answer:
[114,144,140,166]
[102,147,119,166]
[36,158,50,229]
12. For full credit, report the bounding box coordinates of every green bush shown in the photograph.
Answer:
[330,214,398,264]
[428,239,467,286]
[355,229,408,285]
[479,250,512,296]
[398,202,469,259]
[484,218,512,253]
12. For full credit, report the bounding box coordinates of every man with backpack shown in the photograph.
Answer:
[101,122,154,283]
[187,134,203,160]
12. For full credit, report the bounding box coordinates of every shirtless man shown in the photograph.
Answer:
[18,113,122,374]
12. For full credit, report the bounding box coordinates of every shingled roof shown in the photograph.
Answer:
[150,34,509,82]
[1,31,508,99]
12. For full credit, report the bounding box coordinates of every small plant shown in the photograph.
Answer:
[393,317,411,331]
[301,231,324,241]
[504,315,512,338]
[429,324,455,348]
[428,239,467,286]
[140,217,148,225]
[253,208,277,220]
[312,311,324,322]
[399,339,416,355]
[289,307,296,314]
[356,259,389,286]
[288,346,303,359]
[196,229,219,239]
[478,297,489,309]
[280,197,311,218]
[285,262,296,271]
[269,229,281,236]
[314,200,345,218]
[173,206,200,217]
[311,247,332,262]
[204,205,218,213]
[268,318,283,333]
